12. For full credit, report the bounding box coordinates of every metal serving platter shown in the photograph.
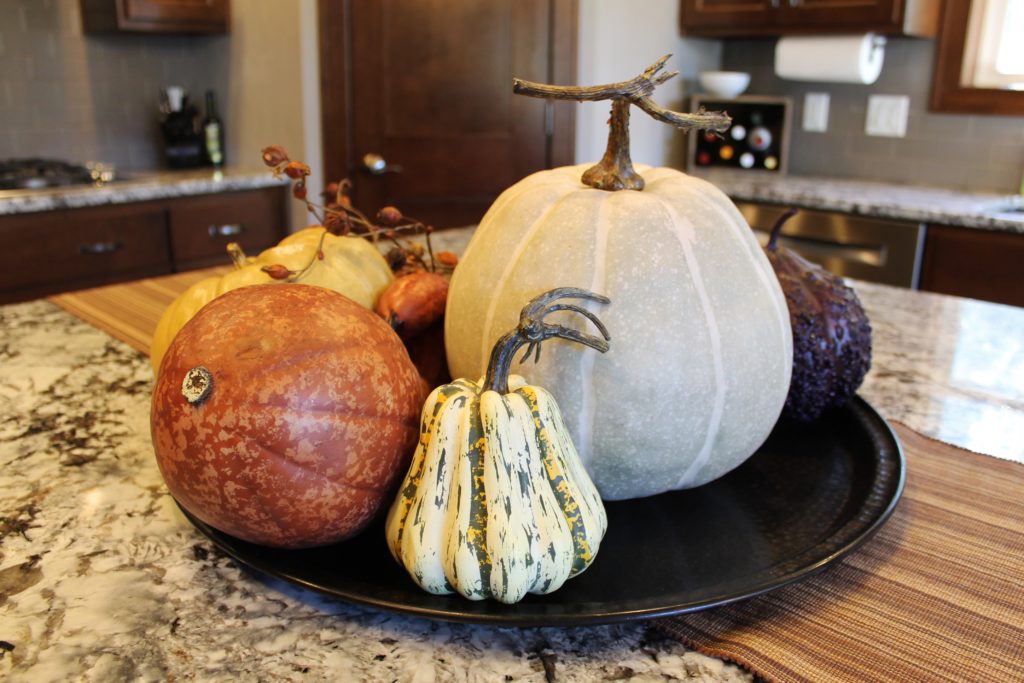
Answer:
[179,396,905,626]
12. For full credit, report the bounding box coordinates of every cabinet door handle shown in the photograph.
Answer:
[80,240,124,255]
[208,223,245,237]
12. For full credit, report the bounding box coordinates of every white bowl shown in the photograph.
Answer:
[698,71,751,99]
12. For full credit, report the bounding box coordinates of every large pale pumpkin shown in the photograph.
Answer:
[150,227,393,374]
[445,163,792,500]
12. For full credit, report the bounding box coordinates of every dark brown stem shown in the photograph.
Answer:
[582,99,644,191]
[483,288,611,394]
[514,54,732,191]
[767,208,799,251]
[424,227,437,273]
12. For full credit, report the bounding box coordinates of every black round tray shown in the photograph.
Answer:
[179,396,905,626]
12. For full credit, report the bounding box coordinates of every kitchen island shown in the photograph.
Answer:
[696,170,1024,233]
[1,263,1022,680]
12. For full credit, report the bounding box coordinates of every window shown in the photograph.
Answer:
[961,0,1024,89]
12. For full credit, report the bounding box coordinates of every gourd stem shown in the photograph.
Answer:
[484,330,531,395]
[512,54,732,192]
[766,208,799,252]
[227,242,249,269]
[483,288,611,394]
[582,99,644,191]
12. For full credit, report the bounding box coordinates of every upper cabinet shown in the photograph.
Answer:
[80,0,230,34]
[679,0,938,37]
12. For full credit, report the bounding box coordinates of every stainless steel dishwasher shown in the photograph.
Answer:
[735,202,927,288]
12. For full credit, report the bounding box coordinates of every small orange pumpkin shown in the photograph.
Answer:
[151,284,426,548]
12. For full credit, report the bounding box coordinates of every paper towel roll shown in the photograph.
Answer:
[774,34,885,85]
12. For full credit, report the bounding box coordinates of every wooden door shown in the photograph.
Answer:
[319,0,577,229]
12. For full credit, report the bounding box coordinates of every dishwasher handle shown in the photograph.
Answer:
[756,230,888,267]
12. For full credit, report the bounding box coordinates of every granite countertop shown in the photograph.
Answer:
[4,165,1023,237]
[2,269,1022,681]
[0,167,287,216]
[696,170,1024,233]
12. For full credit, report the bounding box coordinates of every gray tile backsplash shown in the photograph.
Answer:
[721,37,1024,193]
[0,0,229,171]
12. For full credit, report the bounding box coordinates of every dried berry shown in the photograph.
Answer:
[324,208,351,235]
[261,145,289,167]
[436,251,458,267]
[378,206,403,226]
[386,247,409,271]
[292,179,308,200]
[283,161,311,180]
[261,264,295,280]
[321,182,339,202]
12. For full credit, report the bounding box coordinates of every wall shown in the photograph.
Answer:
[222,0,322,231]
[721,37,1024,193]
[0,0,228,170]
[0,0,322,231]
[575,0,721,168]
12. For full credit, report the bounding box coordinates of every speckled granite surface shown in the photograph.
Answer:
[0,303,748,682]
[2,279,1022,680]
[0,168,287,216]
[697,171,1024,233]
[4,166,1023,236]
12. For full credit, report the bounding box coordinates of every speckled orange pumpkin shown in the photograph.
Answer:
[151,284,426,548]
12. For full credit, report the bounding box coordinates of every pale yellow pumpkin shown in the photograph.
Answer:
[150,227,393,374]
[444,164,793,500]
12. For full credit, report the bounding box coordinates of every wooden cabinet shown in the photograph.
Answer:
[169,189,284,270]
[0,205,172,303]
[679,0,938,37]
[919,225,1024,308]
[80,0,230,34]
[0,186,285,305]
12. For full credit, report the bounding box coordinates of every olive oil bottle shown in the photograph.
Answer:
[203,91,225,168]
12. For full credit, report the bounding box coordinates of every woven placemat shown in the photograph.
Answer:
[48,266,229,355]
[655,422,1024,683]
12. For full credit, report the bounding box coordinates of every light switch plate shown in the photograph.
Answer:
[865,95,910,137]
[802,93,830,132]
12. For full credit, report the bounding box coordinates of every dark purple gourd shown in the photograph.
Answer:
[765,209,872,422]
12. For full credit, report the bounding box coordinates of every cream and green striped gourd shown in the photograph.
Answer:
[385,289,610,604]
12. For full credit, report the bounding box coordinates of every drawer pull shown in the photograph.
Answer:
[209,223,245,237]
[80,240,124,255]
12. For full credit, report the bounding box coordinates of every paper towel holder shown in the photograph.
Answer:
[774,33,887,85]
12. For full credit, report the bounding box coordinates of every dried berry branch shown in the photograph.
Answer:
[259,145,458,280]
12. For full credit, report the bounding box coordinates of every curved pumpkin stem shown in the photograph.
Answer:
[513,55,732,191]
[483,288,611,394]
[226,242,249,269]
[766,208,799,252]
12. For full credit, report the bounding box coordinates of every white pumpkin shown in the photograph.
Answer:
[444,163,793,500]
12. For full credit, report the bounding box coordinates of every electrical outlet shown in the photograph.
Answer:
[865,95,910,137]
[803,93,830,132]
